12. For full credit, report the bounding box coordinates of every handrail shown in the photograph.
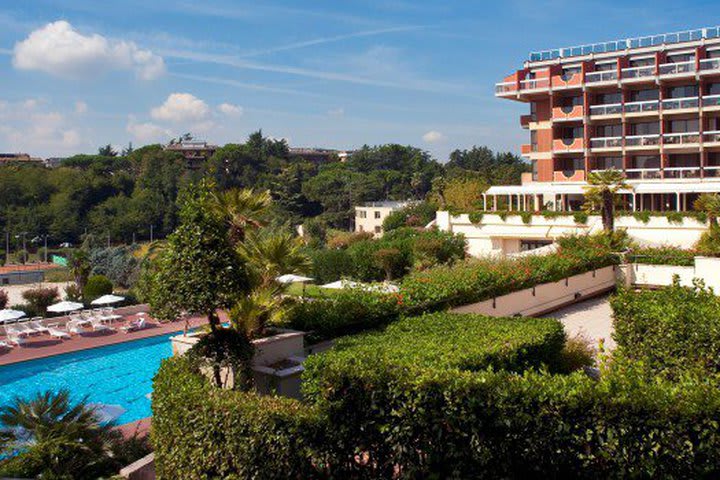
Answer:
[625,134,660,146]
[661,96,699,109]
[663,132,701,144]
[658,60,695,75]
[589,102,622,115]
[622,65,655,78]
[586,70,618,83]
[624,99,659,113]
[699,58,720,70]
[590,136,623,148]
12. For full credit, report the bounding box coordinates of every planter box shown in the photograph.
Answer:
[452,265,617,317]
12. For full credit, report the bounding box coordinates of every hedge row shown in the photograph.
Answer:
[625,246,697,267]
[612,283,720,375]
[154,313,720,478]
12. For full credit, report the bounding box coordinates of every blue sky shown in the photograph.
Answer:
[0,0,718,161]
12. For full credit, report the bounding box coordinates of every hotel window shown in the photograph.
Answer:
[629,57,655,67]
[561,126,583,140]
[595,124,622,137]
[629,122,660,135]
[708,50,720,59]
[707,83,720,96]
[560,96,583,107]
[666,53,695,63]
[374,211,381,219]
[667,153,699,168]
[561,66,581,80]
[708,152,720,166]
[668,118,699,133]
[374,226,382,234]
[666,84,698,99]
[530,130,538,151]
[596,92,622,105]
[530,102,537,119]
[556,157,584,171]
[358,210,367,219]
[595,157,623,170]
[521,239,552,252]
[707,117,720,131]
[629,155,660,169]
[531,159,538,181]
[595,62,616,71]
[628,89,659,102]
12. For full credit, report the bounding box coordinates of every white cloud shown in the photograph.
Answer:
[75,101,88,114]
[151,93,210,123]
[217,102,243,116]
[327,107,345,117]
[0,100,84,153]
[126,119,172,142]
[13,20,165,80]
[422,130,446,143]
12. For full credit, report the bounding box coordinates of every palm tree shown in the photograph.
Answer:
[0,390,122,479]
[68,249,91,291]
[583,169,629,232]
[229,286,286,338]
[694,193,720,228]
[212,188,272,243]
[237,230,311,288]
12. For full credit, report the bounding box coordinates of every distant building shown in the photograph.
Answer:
[355,201,410,237]
[0,153,43,166]
[289,147,353,163]
[164,140,219,169]
[44,157,65,168]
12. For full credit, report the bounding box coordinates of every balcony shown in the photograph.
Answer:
[553,169,585,181]
[520,114,535,128]
[658,60,695,77]
[589,102,622,117]
[495,81,517,95]
[703,130,720,144]
[552,138,584,152]
[663,132,701,146]
[664,166,701,179]
[703,94,720,109]
[699,58,720,74]
[661,96,699,112]
[519,78,550,91]
[585,70,618,84]
[551,72,582,88]
[626,168,662,180]
[590,136,622,150]
[552,104,583,121]
[704,166,720,178]
[624,100,660,115]
[621,65,655,81]
[625,134,660,148]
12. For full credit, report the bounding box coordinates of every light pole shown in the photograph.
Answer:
[15,232,27,264]
[150,224,154,243]
[44,234,48,263]
[5,230,8,265]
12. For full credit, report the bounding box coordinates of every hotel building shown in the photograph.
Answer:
[488,25,720,212]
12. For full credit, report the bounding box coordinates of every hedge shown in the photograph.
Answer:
[626,246,696,266]
[154,313,720,478]
[612,283,720,375]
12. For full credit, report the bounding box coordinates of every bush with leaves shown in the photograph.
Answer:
[187,328,255,391]
[309,248,355,284]
[83,274,113,302]
[90,246,140,289]
[0,289,7,309]
[626,246,696,266]
[382,201,437,232]
[325,231,373,249]
[21,286,59,316]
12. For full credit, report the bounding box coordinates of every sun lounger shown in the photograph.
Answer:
[29,320,49,334]
[90,319,115,333]
[48,326,71,340]
[0,340,11,349]
[100,308,122,323]
[120,317,147,333]
[12,323,35,336]
[6,334,25,346]
[6,326,30,338]
[66,320,85,335]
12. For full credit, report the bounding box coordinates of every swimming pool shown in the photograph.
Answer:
[0,332,180,425]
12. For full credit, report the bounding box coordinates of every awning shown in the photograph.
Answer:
[485,184,586,195]
[486,181,720,196]
[632,182,720,194]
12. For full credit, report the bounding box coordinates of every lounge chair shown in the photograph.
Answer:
[66,320,85,335]
[100,308,122,323]
[47,325,71,340]
[6,326,30,338]
[6,333,25,347]
[12,323,35,336]
[121,317,147,333]
[29,320,49,334]
[0,340,11,350]
[90,318,115,333]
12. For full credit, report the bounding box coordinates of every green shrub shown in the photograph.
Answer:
[520,211,532,224]
[572,210,588,224]
[498,211,508,221]
[626,246,696,266]
[468,211,483,225]
[666,211,684,225]
[309,248,354,283]
[0,289,7,309]
[346,239,385,281]
[90,246,140,288]
[411,230,466,268]
[382,201,437,232]
[695,228,720,256]
[372,247,408,280]
[21,287,59,316]
[83,274,113,301]
[612,282,720,375]
[633,210,651,224]
[325,231,373,249]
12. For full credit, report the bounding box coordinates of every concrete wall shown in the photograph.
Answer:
[436,211,707,256]
[452,265,617,317]
[626,256,720,290]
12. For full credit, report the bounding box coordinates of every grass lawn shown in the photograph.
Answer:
[285,283,342,298]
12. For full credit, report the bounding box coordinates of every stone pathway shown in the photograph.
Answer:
[546,294,616,351]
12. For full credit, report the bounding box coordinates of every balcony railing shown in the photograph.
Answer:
[662,96,699,110]
[703,94,720,107]
[589,102,622,116]
[552,138,584,151]
[700,58,720,72]
[704,165,720,177]
[703,130,720,143]
[622,65,655,79]
[586,70,618,83]
[664,166,701,179]
[624,99,659,113]
[520,78,550,90]
[663,132,701,145]
[658,60,695,76]
[625,134,660,147]
[590,136,622,149]
[626,168,662,179]
[495,81,517,94]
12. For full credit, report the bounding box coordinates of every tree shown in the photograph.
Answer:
[237,229,311,289]
[695,193,720,228]
[97,144,118,157]
[446,147,529,185]
[68,249,91,291]
[429,177,486,212]
[583,169,629,232]
[212,188,272,243]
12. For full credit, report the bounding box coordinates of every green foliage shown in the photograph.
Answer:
[572,210,588,224]
[187,328,255,391]
[612,282,720,375]
[89,246,140,289]
[309,248,354,284]
[0,289,6,309]
[83,274,113,302]
[520,211,532,224]
[498,211,508,221]
[696,227,720,255]
[372,247,406,280]
[445,146,529,185]
[665,211,684,224]
[468,211,483,224]
[65,283,82,301]
[382,201,437,231]
[325,230,373,249]
[21,286,59,316]
[627,246,696,266]
[632,210,651,224]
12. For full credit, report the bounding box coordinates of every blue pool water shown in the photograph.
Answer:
[0,332,181,425]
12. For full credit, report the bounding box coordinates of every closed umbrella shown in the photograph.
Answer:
[0,309,26,323]
[91,294,125,306]
[47,301,84,313]
[276,274,314,284]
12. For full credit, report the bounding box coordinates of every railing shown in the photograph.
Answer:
[520,78,550,90]
[624,99,659,113]
[703,94,720,107]
[703,130,720,143]
[626,168,662,179]
[704,166,720,177]
[589,102,622,116]
[625,134,660,147]
[495,81,517,94]
[699,58,720,72]
[663,132,701,145]
[658,60,695,76]
[662,96,699,110]
[622,65,655,79]
[590,136,622,149]
[664,166,701,179]
[586,70,618,83]
[552,138,584,151]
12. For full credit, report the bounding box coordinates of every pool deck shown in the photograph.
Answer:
[0,309,218,366]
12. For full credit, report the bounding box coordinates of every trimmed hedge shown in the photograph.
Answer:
[612,283,720,375]
[626,246,696,266]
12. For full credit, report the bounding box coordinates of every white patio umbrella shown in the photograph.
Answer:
[91,294,125,306]
[0,309,26,323]
[276,274,314,284]
[47,301,84,313]
[320,280,361,289]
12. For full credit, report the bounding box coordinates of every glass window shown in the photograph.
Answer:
[630,155,660,169]
[707,117,720,131]
[666,53,695,63]
[629,58,655,67]
[374,226,382,234]
[374,211,381,219]
[596,92,622,104]
[358,210,366,219]
[595,62,616,71]
[560,96,583,107]
[629,122,660,135]
[530,131,538,151]
[668,118,699,133]
[708,152,720,166]
[556,157,584,170]
[595,157,623,169]
[629,89,659,102]
[531,160,538,181]
[561,126,583,139]
[596,124,622,137]
[667,153,699,167]
[530,102,537,116]
[707,50,720,59]
[707,83,720,96]
[667,84,698,98]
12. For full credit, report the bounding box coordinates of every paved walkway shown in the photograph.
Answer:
[546,294,616,351]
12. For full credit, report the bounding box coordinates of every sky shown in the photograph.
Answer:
[0,0,718,161]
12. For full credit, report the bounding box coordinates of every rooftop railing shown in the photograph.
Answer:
[529,26,718,62]
[519,78,550,90]
[495,81,517,94]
